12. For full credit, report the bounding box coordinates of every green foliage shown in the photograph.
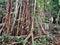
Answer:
[21,40,27,44]
[40,36,47,43]
[32,41,37,45]
[37,0,44,9]
[2,34,10,39]
[13,37,27,44]
[0,0,4,3]
[41,16,49,23]
[35,36,47,45]
[59,0,60,5]
[37,0,60,24]
[0,0,7,3]
[46,0,53,11]
[0,35,28,44]
[0,34,28,45]
[13,36,22,42]
[0,34,10,45]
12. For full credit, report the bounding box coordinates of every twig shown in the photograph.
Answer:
[0,23,5,34]
[11,0,19,32]
[0,35,27,38]
[12,42,21,44]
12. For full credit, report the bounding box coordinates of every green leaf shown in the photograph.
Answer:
[32,41,37,45]
[13,36,22,42]
[41,37,47,43]
[2,34,10,39]
[21,40,27,44]
[59,0,60,5]
[0,0,7,3]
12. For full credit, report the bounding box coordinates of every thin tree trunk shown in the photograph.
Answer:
[3,0,12,34]
[11,0,19,34]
